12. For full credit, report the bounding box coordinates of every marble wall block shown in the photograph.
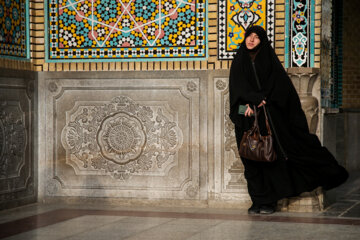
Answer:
[0,75,35,210]
[212,77,250,203]
[42,76,201,200]
[287,68,321,137]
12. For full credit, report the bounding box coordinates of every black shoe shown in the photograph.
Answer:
[259,203,276,214]
[248,204,261,214]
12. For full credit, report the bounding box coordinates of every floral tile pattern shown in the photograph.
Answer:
[289,0,313,67]
[0,0,29,59]
[48,0,206,61]
[218,0,274,60]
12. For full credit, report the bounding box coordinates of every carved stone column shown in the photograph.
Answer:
[283,67,323,212]
[287,67,320,135]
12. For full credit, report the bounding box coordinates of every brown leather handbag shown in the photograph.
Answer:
[239,105,276,162]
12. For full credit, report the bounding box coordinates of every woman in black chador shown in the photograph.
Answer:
[229,26,348,214]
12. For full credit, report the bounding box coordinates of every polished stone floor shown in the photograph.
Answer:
[1,172,360,240]
[0,201,359,240]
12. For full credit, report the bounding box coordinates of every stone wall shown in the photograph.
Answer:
[0,69,36,210]
[33,68,323,212]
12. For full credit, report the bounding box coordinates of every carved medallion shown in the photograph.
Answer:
[61,96,183,180]
[97,112,146,165]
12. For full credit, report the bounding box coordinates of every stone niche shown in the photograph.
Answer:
[0,74,36,210]
[41,76,201,201]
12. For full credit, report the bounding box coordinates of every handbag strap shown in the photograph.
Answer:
[251,62,272,136]
[251,62,288,160]
[262,105,272,136]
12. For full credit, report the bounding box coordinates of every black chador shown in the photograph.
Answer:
[229,26,348,205]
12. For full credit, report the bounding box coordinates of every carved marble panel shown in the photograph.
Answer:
[0,77,35,209]
[213,78,250,202]
[44,78,200,199]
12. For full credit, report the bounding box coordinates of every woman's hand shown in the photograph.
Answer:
[245,104,254,117]
[258,100,266,108]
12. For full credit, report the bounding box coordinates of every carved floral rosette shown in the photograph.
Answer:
[61,96,183,180]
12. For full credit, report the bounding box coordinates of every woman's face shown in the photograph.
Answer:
[245,32,261,50]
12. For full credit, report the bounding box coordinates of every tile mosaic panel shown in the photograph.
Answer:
[286,0,315,67]
[0,0,29,59]
[47,0,206,61]
[218,0,274,60]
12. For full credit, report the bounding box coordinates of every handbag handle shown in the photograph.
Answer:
[262,105,272,136]
[251,105,272,136]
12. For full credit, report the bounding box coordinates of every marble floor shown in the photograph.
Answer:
[0,201,359,240]
[1,172,360,240]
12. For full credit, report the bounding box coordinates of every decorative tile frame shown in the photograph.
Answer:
[0,0,30,59]
[46,0,207,62]
[218,0,274,60]
[285,0,315,67]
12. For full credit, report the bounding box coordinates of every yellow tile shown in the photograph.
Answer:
[194,61,201,70]
[129,62,135,70]
[167,61,173,70]
[208,4,217,12]
[215,61,221,70]
[109,62,115,71]
[209,48,217,56]
[103,62,109,71]
[276,12,285,18]
[77,63,84,71]
[188,61,194,70]
[83,63,89,71]
[209,19,217,26]
[209,27,217,33]
[63,63,69,71]
[33,52,45,58]
[56,63,62,71]
[208,56,217,62]
[161,61,167,70]
[33,16,45,23]
[174,61,180,70]
[276,19,285,26]
[208,34,217,41]
[35,65,43,71]
[201,61,207,70]
[181,61,187,70]
[275,4,285,11]
[154,62,160,70]
[275,27,284,33]
[209,42,217,48]
[148,62,154,71]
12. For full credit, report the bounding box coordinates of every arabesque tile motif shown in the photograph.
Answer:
[48,0,206,61]
[218,0,274,60]
[0,0,29,58]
